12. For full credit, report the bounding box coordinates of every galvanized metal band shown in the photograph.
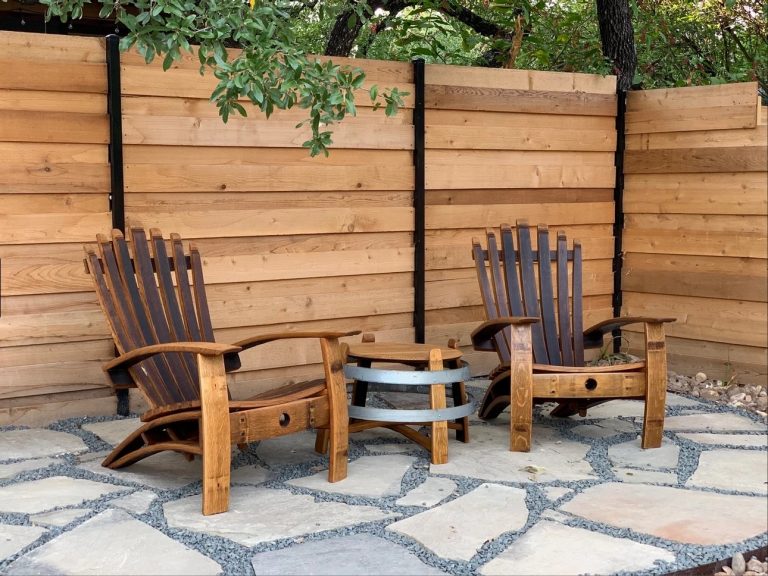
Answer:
[348,399,476,423]
[343,363,470,385]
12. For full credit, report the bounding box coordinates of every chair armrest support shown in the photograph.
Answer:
[232,330,361,352]
[471,317,539,352]
[104,342,242,387]
[583,317,676,349]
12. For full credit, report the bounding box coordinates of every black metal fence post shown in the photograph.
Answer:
[106,34,129,415]
[612,89,627,353]
[413,58,426,344]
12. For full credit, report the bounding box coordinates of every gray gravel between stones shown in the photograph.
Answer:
[0,380,766,576]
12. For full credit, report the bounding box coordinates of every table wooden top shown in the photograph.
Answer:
[347,342,463,363]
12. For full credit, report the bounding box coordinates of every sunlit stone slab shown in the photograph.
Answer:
[0,430,87,460]
[82,419,140,447]
[0,525,46,561]
[686,449,767,494]
[396,477,457,507]
[0,476,126,514]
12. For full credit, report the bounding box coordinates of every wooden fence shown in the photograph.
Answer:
[0,30,764,424]
[623,83,768,384]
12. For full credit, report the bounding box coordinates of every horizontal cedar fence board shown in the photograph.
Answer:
[0,214,112,245]
[0,339,112,369]
[425,125,616,151]
[121,96,413,124]
[0,31,105,63]
[123,146,412,166]
[120,49,414,83]
[425,64,616,94]
[125,191,413,210]
[624,146,767,173]
[625,125,768,150]
[0,59,106,93]
[427,189,614,204]
[625,214,767,234]
[425,84,616,116]
[0,163,110,193]
[0,363,108,400]
[426,165,615,189]
[0,194,108,214]
[623,229,767,259]
[623,253,767,302]
[625,107,758,134]
[622,292,766,348]
[121,65,415,108]
[0,111,109,144]
[0,309,109,348]
[0,142,109,164]
[124,164,413,192]
[0,89,107,114]
[122,115,413,149]
[426,203,614,228]
[426,110,616,130]
[624,180,767,216]
[125,207,413,236]
[426,152,615,166]
[3,292,98,318]
[627,82,759,112]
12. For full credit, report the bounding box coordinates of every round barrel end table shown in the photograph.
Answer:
[344,340,475,465]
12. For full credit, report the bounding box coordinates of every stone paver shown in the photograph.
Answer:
[559,400,645,419]
[542,487,572,501]
[614,468,678,484]
[664,413,766,432]
[365,443,423,454]
[251,533,445,575]
[288,455,415,498]
[255,432,325,468]
[686,449,768,494]
[396,477,457,507]
[677,433,767,448]
[561,482,768,545]
[388,483,528,561]
[571,419,636,439]
[666,394,707,408]
[0,430,87,460]
[431,424,595,483]
[230,465,269,485]
[5,509,221,575]
[608,437,680,469]
[0,525,46,561]
[164,486,397,547]
[112,490,157,515]
[0,458,57,479]
[29,508,92,527]
[78,452,204,490]
[82,419,140,446]
[479,520,675,575]
[0,476,126,514]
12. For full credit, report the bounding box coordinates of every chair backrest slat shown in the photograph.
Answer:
[572,240,585,365]
[190,246,215,343]
[171,234,202,342]
[516,222,549,363]
[536,226,561,365]
[474,222,587,368]
[556,232,574,366]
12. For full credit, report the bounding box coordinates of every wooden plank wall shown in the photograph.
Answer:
[118,50,415,400]
[623,82,768,385]
[422,64,619,374]
[0,32,116,423]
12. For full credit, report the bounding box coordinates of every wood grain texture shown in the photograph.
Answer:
[426,203,614,228]
[426,165,615,189]
[642,322,667,448]
[426,125,616,151]
[0,89,107,114]
[0,31,105,63]
[0,111,108,144]
[0,59,106,93]
[623,229,767,258]
[625,125,767,150]
[428,349,449,465]
[624,146,767,173]
[509,324,534,451]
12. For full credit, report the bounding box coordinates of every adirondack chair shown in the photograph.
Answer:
[85,228,355,515]
[471,222,674,451]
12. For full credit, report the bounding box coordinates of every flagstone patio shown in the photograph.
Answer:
[0,387,766,575]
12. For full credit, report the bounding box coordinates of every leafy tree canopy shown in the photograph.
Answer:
[40,0,767,155]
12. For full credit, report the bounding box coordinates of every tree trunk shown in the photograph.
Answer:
[596,0,636,91]
[325,9,365,56]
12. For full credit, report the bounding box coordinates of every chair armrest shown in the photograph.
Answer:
[103,342,242,387]
[471,317,539,352]
[583,317,676,348]
[232,330,361,352]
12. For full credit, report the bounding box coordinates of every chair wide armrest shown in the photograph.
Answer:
[471,317,539,352]
[233,330,361,352]
[583,317,676,348]
[104,342,242,386]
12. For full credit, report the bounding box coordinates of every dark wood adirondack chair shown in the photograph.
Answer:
[85,228,355,515]
[471,222,674,452]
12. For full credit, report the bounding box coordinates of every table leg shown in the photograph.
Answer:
[351,359,371,407]
[428,349,449,465]
[451,381,471,443]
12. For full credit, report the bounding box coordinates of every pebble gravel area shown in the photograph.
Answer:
[0,375,766,576]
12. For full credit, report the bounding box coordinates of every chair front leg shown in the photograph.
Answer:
[319,338,349,482]
[508,323,534,452]
[197,353,232,515]
[642,322,667,449]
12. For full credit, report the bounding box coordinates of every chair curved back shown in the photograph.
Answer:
[85,228,217,408]
[472,221,585,367]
